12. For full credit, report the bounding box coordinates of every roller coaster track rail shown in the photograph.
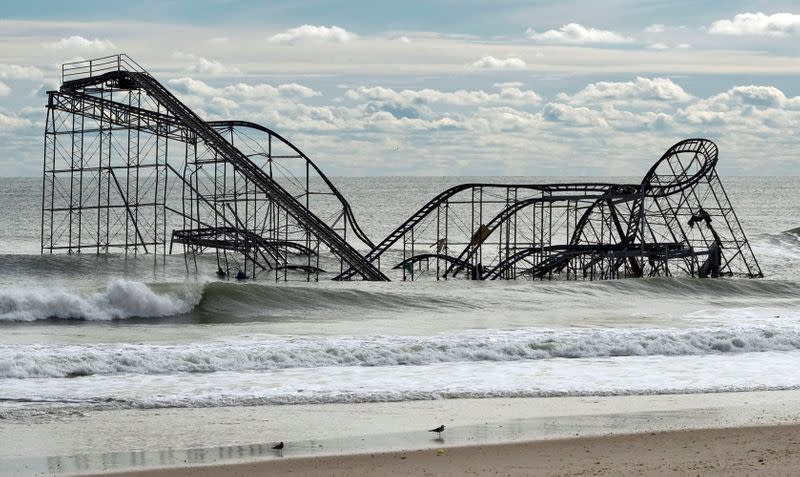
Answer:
[43,55,762,282]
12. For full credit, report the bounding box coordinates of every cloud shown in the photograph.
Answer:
[0,82,10,96]
[0,63,44,80]
[558,77,692,104]
[471,56,526,70]
[0,112,30,129]
[364,112,463,132]
[174,53,240,75]
[397,36,411,43]
[207,37,229,45]
[542,103,608,127]
[694,85,800,111]
[646,43,691,50]
[345,85,541,107]
[644,24,666,33]
[168,77,218,97]
[44,35,115,51]
[168,77,321,101]
[268,25,357,45]
[209,96,239,111]
[275,83,321,98]
[709,12,800,36]
[676,85,800,146]
[493,82,524,89]
[191,58,238,75]
[526,23,633,44]
[364,101,421,119]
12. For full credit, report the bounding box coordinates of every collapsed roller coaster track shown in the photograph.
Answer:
[41,55,762,281]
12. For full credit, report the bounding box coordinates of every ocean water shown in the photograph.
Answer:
[1,176,799,419]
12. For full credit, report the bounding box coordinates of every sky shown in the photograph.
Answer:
[0,0,799,176]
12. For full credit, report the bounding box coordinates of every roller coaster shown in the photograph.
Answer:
[41,55,762,281]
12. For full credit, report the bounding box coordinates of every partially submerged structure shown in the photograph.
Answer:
[41,55,762,281]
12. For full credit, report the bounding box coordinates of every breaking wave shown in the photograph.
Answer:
[0,274,797,323]
[2,224,800,323]
[0,279,200,321]
[3,325,800,379]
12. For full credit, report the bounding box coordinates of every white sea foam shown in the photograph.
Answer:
[3,351,800,414]
[3,325,800,379]
[753,233,800,261]
[0,279,200,321]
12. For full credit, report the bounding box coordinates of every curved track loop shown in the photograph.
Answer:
[641,138,718,198]
[206,120,374,250]
[444,140,721,281]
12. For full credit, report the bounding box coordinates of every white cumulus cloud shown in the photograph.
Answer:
[345,85,540,107]
[44,35,115,51]
[558,77,692,104]
[471,56,527,70]
[0,64,44,80]
[0,111,30,129]
[526,23,633,44]
[696,85,800,111]
[174,53,240,75]
[679,85,800,132]
[0,82,10,96]
[709,12,800,36]
[191,58,238,75]
[168,77,321,100]
[268,25,357,45]
[542,103,608,127]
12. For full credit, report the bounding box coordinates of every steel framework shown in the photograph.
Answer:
[41,55,762,282]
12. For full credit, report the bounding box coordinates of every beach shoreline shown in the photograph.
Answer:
[81,424,800,476]
[4,390,800,475]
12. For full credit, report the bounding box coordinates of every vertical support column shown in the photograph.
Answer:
[67,107,76,252]
[133,91,142,255]
[76,111,85,252]
[124,91,132,255]
[96,88,105,254]
[104,87,114,251]
[41,97,56,253]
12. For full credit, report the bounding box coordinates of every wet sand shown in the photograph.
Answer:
[4,391,800,475]
[87,424,800,476]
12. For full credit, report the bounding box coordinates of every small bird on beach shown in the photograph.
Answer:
[429,425,445,438]
[272,441,284,450]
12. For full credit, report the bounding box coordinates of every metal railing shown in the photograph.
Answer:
[62,54,146,83]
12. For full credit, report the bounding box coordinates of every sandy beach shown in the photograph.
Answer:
[85,424,800,476]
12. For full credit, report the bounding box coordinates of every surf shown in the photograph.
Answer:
[4,323,800,379]
[0,279,200,322]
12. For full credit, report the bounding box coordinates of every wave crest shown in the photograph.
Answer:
[4,326,800,378]
[0,279,200,321]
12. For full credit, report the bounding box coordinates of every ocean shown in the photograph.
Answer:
[1,175,799,418]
